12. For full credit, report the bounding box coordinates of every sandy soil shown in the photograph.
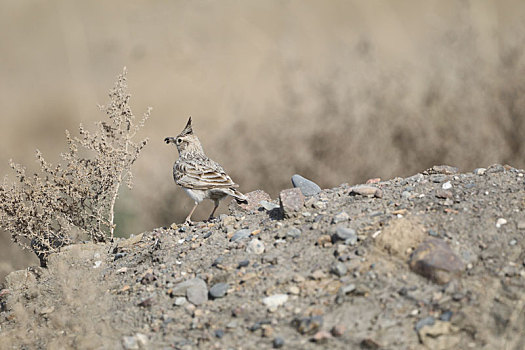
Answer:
[1,164,524,349]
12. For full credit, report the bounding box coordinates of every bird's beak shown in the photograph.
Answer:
[164,137,175,144]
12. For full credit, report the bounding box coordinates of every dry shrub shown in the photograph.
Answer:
[0,68,150,265]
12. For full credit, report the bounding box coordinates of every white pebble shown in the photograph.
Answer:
[496,218,507,228]
[442,181,452,190]
[93,261,102,269]
[263,294,288,310]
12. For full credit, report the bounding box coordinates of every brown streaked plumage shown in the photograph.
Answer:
[165,117,247,224]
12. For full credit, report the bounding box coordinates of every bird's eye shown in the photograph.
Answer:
[176,138,182,144]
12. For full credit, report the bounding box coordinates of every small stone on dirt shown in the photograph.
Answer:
[263,294,288,311]
[246,238,265,254]
[209,283,229,299]
[332,211,350,224]
[279,188,305,218]
[350,186,383,198]
[273,337,285,348]
[292,315,323,335]
[231,229,251,242]
[291,174,322,196]
[409,238,465,284]
[330,262,348,277]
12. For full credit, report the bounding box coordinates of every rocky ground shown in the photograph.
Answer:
[1,165,525,349]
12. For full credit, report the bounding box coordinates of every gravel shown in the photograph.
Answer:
[2,164,525,350]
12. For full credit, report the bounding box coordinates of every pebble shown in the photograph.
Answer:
[415,316,435,331]
[170,278,208,306]
[473,168,486,175]
[174,297,187,306]
[496,218,507,228]
[311,270,327,280]
[287,228,302,239]
[246,238,265,254]
[486,164,505,173]
[231,229,251,242]
[122,336,139,350]
[312,330,332,343]
[409,238,465,284]
[435,189,453,199]
[291,174,322,196]
[238,260,250,268]
[518,221,525,230]
[509,239,517,246]
[349,186,383,198]
[187,283,208,306]
[360,338,381,349]
[214,329,225,338]
[212,256,224,267]
[263,294,289,311]
[292,315,323,335]
[317,235,332,246]
[442,181,452,189]
[440,310,453,322]
[209,283,229,299]
[331,324,345,337]
[288,285,300,295]
[260,200,280,211]
[273,337,285,348]
[261,324,274,337]
[332,211,350,224]
[426,165,459,175]
[330,262,348,277]
[279,188,305,218]
[226,320,238,329]
[332,226,357,243]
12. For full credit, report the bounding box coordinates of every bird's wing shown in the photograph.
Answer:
[174,157,238,190]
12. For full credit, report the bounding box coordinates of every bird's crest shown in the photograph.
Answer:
[179,117,193,136]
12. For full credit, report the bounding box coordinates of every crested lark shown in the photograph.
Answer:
[165,117,247,224]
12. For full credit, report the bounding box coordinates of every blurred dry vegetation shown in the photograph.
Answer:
[1,1,525,281]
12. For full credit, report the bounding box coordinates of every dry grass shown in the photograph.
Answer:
[1,245,117,349]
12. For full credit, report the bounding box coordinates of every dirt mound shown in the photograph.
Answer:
[1,165,524,349]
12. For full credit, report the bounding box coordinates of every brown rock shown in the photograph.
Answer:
[231,190,272,212]
[312,330,332,343]
[435,189,453,199]
[409,238,465,284]
[279,188,305,218]
[360,338,381,349]
[349,186,382,198]
[331,324,345,337]
[317,235,332,246]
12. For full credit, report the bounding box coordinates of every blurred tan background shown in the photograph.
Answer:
[1,0,525,281]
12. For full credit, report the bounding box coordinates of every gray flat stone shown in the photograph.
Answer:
[231,229,251,242]
[171,278,208,305]
[209,283,229,299]
[291,174,321,196]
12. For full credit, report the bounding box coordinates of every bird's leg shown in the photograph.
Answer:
[208,200,220,221]
[184,202,199,225]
